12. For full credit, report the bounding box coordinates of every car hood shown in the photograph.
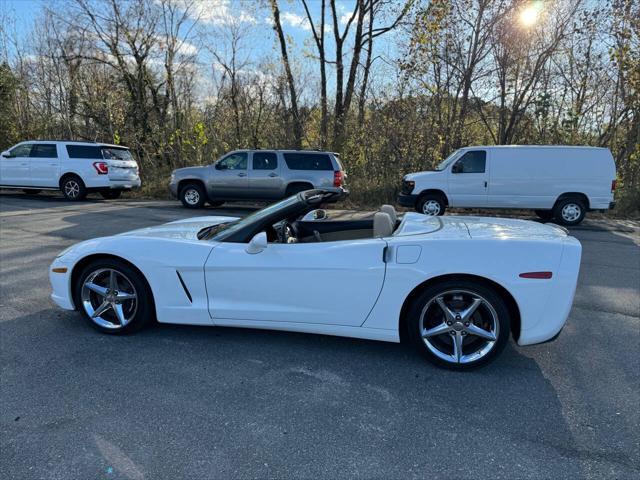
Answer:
[117,216,239,240]
[173,165,208,176]
[404,170,444,181]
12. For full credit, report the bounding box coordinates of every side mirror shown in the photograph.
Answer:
[451,162,462,174]
[215,162,227,170]
[246,231,268,254]
[1,151,9,158]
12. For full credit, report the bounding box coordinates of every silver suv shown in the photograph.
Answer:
[169,149,345,208]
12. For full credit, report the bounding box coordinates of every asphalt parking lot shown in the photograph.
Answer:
[1,192,639,479]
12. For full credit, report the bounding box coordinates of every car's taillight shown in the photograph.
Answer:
[333,170,344,187]
[611,179,617,192]
[93,162,109,175]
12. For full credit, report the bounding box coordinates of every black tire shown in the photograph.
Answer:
[553,197,586,226]
[60,175,87,201]
[406,279,511,370]
[22,189,42,194]
[74,257,154,335]
[286,183,313,196]
[416,193,446,216]
[208,200,224,207]
[101,190,122,200]
[534,209,554,221]
[179,182,206,208]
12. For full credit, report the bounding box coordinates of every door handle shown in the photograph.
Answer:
[268,173,278,177]
[484,181,487,188]
[237,172,247,177]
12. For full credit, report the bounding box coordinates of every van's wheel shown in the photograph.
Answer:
[534,210,554,221]
[406,280,510,370]
[22,189,42,194]
[179,183,206,208]
[75,258,154,334]
[208,200,224,207]
[101,190,122,200]
[416,194,446,216]
[553,197,586,226]
[60,175,87,201]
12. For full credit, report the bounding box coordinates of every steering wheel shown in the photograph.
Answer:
[278,220,298,243]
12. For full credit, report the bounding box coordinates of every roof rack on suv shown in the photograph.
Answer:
[35,139,98,143]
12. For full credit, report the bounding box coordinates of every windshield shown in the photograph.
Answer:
[200,195,301,241]
[102,147,133,161]
[434,150,461,171]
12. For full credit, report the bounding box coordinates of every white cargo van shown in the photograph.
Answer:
[398,145,616,226]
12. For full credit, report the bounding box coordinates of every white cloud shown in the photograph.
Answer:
[183,0,256,26]
[281,11,311,31]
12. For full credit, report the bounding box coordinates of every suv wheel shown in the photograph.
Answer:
[61,175,87,201]
[180,183,206,208]
[553,197,586,226]
[416,194,446,216]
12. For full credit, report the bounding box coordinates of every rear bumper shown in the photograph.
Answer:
[398,193,418,208]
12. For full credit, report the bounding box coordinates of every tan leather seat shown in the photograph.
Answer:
[373,212,394,238]
[380,204,397,224]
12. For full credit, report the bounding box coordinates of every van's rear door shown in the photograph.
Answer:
[102,147,139,181]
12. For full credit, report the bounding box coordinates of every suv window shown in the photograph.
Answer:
[30,144,58,158]
[253,152,277,170]
[217,152,247,170]
[283,152,333,171]
[66,145,103,159]
[9,144,33,157]
[102,147,133,160]
[452,151,486,173]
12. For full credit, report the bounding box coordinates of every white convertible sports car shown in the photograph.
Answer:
[49,189,582,370]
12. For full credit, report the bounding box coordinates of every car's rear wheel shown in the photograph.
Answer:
[406,280,510,370]
[75,258,153,334]
[22,189,42,194]
[416,194,446,216]
[61,175,87,201]
[553,197,586,226]
[180,183,206,208]
[101,190,122,200]
[534,209,554,221]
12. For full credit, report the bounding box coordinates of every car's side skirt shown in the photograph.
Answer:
[212,318,400,343]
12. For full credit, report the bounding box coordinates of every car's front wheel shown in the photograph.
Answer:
[416,194,446,216]
[179,183,206,208]
[406,280,511,370]
[75,258,154,334]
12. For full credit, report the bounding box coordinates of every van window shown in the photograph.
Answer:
[283,153,333,171]
[9,144,33,157]
[253,152,277,170]
[453,151,486,173]
[30,144,58,158]
[217,152,247,170]
[66,145,103,159]
[102,147,133,160]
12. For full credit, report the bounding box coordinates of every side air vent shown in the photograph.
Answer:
[176,271,193,303]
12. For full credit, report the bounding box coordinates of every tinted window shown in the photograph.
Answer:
[283,153,333,171]
[66,145,103,159]
[9,144,33,157]
[102,147,132,160]
[453,151,486,173]
[217,152,247,170]
[30,144,57,158]
[253,152,277,170]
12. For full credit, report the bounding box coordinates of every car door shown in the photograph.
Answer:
[204,239,387,326]
[29,143,60,187]
[248,151,284,199]
[208,151,249,198]
[447,150,488,207]
[0,143,33,186]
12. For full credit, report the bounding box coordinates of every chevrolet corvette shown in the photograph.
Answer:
[49,189,581,369]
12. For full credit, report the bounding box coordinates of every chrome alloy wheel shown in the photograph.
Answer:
[64,180,80,199]
[183,188,200,206]
[422,200,441,216]
[420,290,499,364]
[561,203,582,223]
[81,268,138,329]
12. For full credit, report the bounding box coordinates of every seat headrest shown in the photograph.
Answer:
[373,212,394,238]
[380,204,397,224]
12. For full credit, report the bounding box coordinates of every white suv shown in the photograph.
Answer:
[0,140,141,200]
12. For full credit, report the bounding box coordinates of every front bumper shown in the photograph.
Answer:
[49,258,75,310]
[169,181,179,198]
[397,193,418,208]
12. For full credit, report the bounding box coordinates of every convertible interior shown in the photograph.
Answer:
[269,204,401,244]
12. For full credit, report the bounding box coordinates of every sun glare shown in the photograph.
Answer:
[519,2,543,27]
